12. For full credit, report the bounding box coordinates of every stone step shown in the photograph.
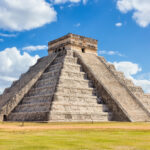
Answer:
[38,76,58,82]
[56,86,96,96]
[58,78,93,88]
[35,77,92,88]
[63,63,82,72]
[52,101,98,107]
[113,71,125,79]
[40,71,86,81]
[48,62,81,72]
[107,63,116,72]
[128,86,144,94]
[60,70,87,79]
[54,93,98,99]
[27,86,55,97]
[40,65,84,81]
[51,55,66,64]
[13,102,51,113]
[34,78,57,88]
[34,80,92,90]
[7,111,49,121]
[42,65,83,78]
[7,111,110,122]
[49,111,110,121]
[48,63,63,72]
[142,99,150,105]
[27,85,96,96]
[108,67,135,87]
[140,96,150,110]
[51,103,109,112]
[40,70,60,80]
[142,104,150,110]
[22,94,53,104]
[63,57,78,64]
[59,55,75,59]
[53,56,77,65]
[121,79,134,87]
[53,94,98,103]
[143,94,150,99]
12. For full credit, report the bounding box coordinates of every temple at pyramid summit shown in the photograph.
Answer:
[0,33,150,122]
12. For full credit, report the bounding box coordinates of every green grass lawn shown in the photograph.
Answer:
[0,122,150,150]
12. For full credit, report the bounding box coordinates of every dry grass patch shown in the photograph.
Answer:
[0,122,150,150]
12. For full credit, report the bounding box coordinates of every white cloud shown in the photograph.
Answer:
[115,22,123,27]
[0,0,57,31]
[99,50,123,56]
[113,61,150,93]
[0,47,39,94]
[22,45,48,51]
[113,61,142,79]
[117,0,150,27]
[0,33,16,37]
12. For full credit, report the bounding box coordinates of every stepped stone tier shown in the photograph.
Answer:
[0,33,150,122]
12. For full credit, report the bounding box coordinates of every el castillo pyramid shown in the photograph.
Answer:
[0,33,150,122]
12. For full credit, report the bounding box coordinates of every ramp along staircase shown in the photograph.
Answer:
[6,50,112,122]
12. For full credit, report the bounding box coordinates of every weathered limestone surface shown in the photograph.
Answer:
[0,33,149,122]
[6,53,63,121]
[105,62,150,114]
[0,53,57,121]
[48,50,111,122]
[74,51,150,122]
[48,33,98,55]
[6,50,111,122]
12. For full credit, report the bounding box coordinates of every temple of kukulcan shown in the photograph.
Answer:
[0,33,150,122]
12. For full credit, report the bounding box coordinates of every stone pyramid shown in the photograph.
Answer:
[0,33,150,122]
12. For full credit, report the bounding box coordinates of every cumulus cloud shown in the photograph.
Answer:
[0,0,57,31]
[99,50,123,56]
[0,47,39,94]
[113,61,142,79]
[117,0,150,27]
[22,45,48,51]
[113,61,150,93]
[115,22,123,27]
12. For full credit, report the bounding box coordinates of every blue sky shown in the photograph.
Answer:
[0,0,150,93]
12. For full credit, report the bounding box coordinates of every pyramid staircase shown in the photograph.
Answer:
[6,50,111,122]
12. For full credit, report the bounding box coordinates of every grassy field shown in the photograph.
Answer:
[0,122,150,150]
